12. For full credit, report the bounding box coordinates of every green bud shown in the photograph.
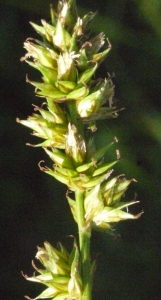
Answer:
[92,39,112,63]
[17,113,66,149]
[57,52,77,82]
[36,242,70,275]
[101,176,135,206]
[77,78,114,118]
[83,32,105,57]
[29,21,46,39]
[84,184,103,223]
[44,241,69,265]
[77,63,97,85]
[101,176,118,197]
[77,48,88,71]
[37,88,67,102]
[76,159,96,173]
[33,287,61,299]
[22,41,55,68]
[53,19,71,51]
[55,166,78,178]
[25,76,54,92]
[69,17,83,52]
[67,196,77,222]
[68,242,82,298]
[55,80,76,93]
[111,178,136,204]
[65,124,86,166]
[46,98,68,124]
[87,174,143,231]
[41,19,55,40]
[33,105,66,126]
[16,116,49,139]
[44,148,74,169]
[93,204,143,225]
[39,164,70,186]
[50,4,57,26]
[92,161,117,177]
[88,141,114,162]
[25,60,58,86]
[59,0,77,28]
[23,240,83,300]
[81,171,111,189]
[67,85,89,100]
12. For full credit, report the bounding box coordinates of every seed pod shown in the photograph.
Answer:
[55,80,76,93]
[77,63,97,85]
[77,78,114,118]
[44,148,74,169]
[53,19,71,51]
[65,123,86,166]
[84,184,103,222]
[29,21,46,39]
[67,85,89,100]
[57,52,77,82]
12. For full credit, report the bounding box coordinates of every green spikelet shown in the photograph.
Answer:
[19,2,143,299]
[23,241,82,300]
[20,0,115,118]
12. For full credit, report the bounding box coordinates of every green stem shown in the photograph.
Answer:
[75,190,92,300]
[68,101,84,136]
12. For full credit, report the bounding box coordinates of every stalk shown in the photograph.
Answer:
[19,1,142,299]
[75,190,92,300]
[68,101,84,137]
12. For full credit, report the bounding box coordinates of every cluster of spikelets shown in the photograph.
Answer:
[23,240,85,300]
[19,0,117,124]
[18,1,142,299]
[17,0,142,244]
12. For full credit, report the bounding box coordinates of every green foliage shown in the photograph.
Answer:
[1,0,161,299]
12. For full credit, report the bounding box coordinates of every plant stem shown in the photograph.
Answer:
[68,101,84,136]
[75,190,92,300]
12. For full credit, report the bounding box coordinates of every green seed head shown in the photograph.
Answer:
[20,0,114,116]
[65,123,86,166]
[23,241,82,300]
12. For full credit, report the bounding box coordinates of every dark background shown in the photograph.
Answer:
[1,0,161,299]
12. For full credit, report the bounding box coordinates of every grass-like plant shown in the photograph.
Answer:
[18,1,143,299]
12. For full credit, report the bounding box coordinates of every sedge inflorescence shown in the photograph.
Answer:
[18,1,142,299]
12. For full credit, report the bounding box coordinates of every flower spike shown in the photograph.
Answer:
[19,1,142,300]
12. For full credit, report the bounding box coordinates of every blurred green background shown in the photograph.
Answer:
[0,0,161,299]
